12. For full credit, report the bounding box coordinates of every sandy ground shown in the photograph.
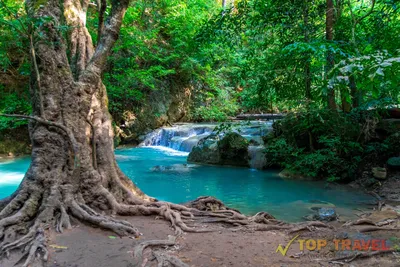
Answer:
[1,214,399,267]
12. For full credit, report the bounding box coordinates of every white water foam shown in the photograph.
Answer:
[0,172,24,185]
[146,146,190,157]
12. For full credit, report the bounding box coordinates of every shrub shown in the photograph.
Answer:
[265,107,398,181]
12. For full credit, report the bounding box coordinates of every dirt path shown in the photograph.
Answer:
[1,214,399,267]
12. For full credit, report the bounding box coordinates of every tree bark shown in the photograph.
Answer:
[350,75,361,108]
[0,0,205,265]
[304,0,311,101]
[326,0,336,109]
[340,88,352,112]
[347,0,376,108]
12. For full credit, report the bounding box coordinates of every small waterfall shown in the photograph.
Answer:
[248,145,267,170]
[140,122,273,153]
[140,124,216,152]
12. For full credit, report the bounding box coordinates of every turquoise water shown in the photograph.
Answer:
[0,147,374,221]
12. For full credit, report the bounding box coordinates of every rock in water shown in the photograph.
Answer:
[316,207,337,221]
[188,132,250,167]
[187,134,221,165]
[217,132,249,166]
[305,205,337,221]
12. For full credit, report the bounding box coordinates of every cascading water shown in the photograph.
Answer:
[140,122,274,170]
[248,145,267,170]
[139,123,216,152]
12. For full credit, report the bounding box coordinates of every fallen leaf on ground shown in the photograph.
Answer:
[49,244,68,249]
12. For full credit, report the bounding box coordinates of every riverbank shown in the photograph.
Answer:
[1,196,399,267]
[0,150,399,266]
[0,147,383,221]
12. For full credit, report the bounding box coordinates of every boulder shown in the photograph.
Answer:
[217,132,249,166]
[305,207,337,222]
[187,134,221,165]
[188,132,249,167]
[372,167,387,180]
[316,207,337,221]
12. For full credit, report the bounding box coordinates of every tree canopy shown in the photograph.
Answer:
[1,0,399,126]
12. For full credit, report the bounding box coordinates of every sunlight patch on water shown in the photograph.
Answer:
[115,154,140,161]
[145,146,190,156]
[0,172,24,185]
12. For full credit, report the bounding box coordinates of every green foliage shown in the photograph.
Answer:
[91,0,234,122]
[192,89,239,121]
[0,86,31,130]
[1,0,399,125]
[265,107,400,181]
[201,0,400,111]
[330,50,400,103]
[0,0,398,178]
[0,0,31,132]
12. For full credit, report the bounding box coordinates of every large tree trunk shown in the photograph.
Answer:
[0,0,211,265]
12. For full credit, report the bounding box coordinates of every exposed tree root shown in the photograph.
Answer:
[343,218,397,228]
[131,236,189,267]
[20,228,48,267]
[132,237,176,266]
[287,221,333,234]
[343,218,377,227]
[0,186,336,267]
[153,251,189,267]
[342,215,399,233]
[247,224,292,232]
[358,226,398,233]
[329,249,397,264]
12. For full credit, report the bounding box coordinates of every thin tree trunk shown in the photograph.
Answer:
[304,0,311,101]
[347,0,375,108]
[340,88,352,112]
[350,75,361,108]
[326,0,336,110]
